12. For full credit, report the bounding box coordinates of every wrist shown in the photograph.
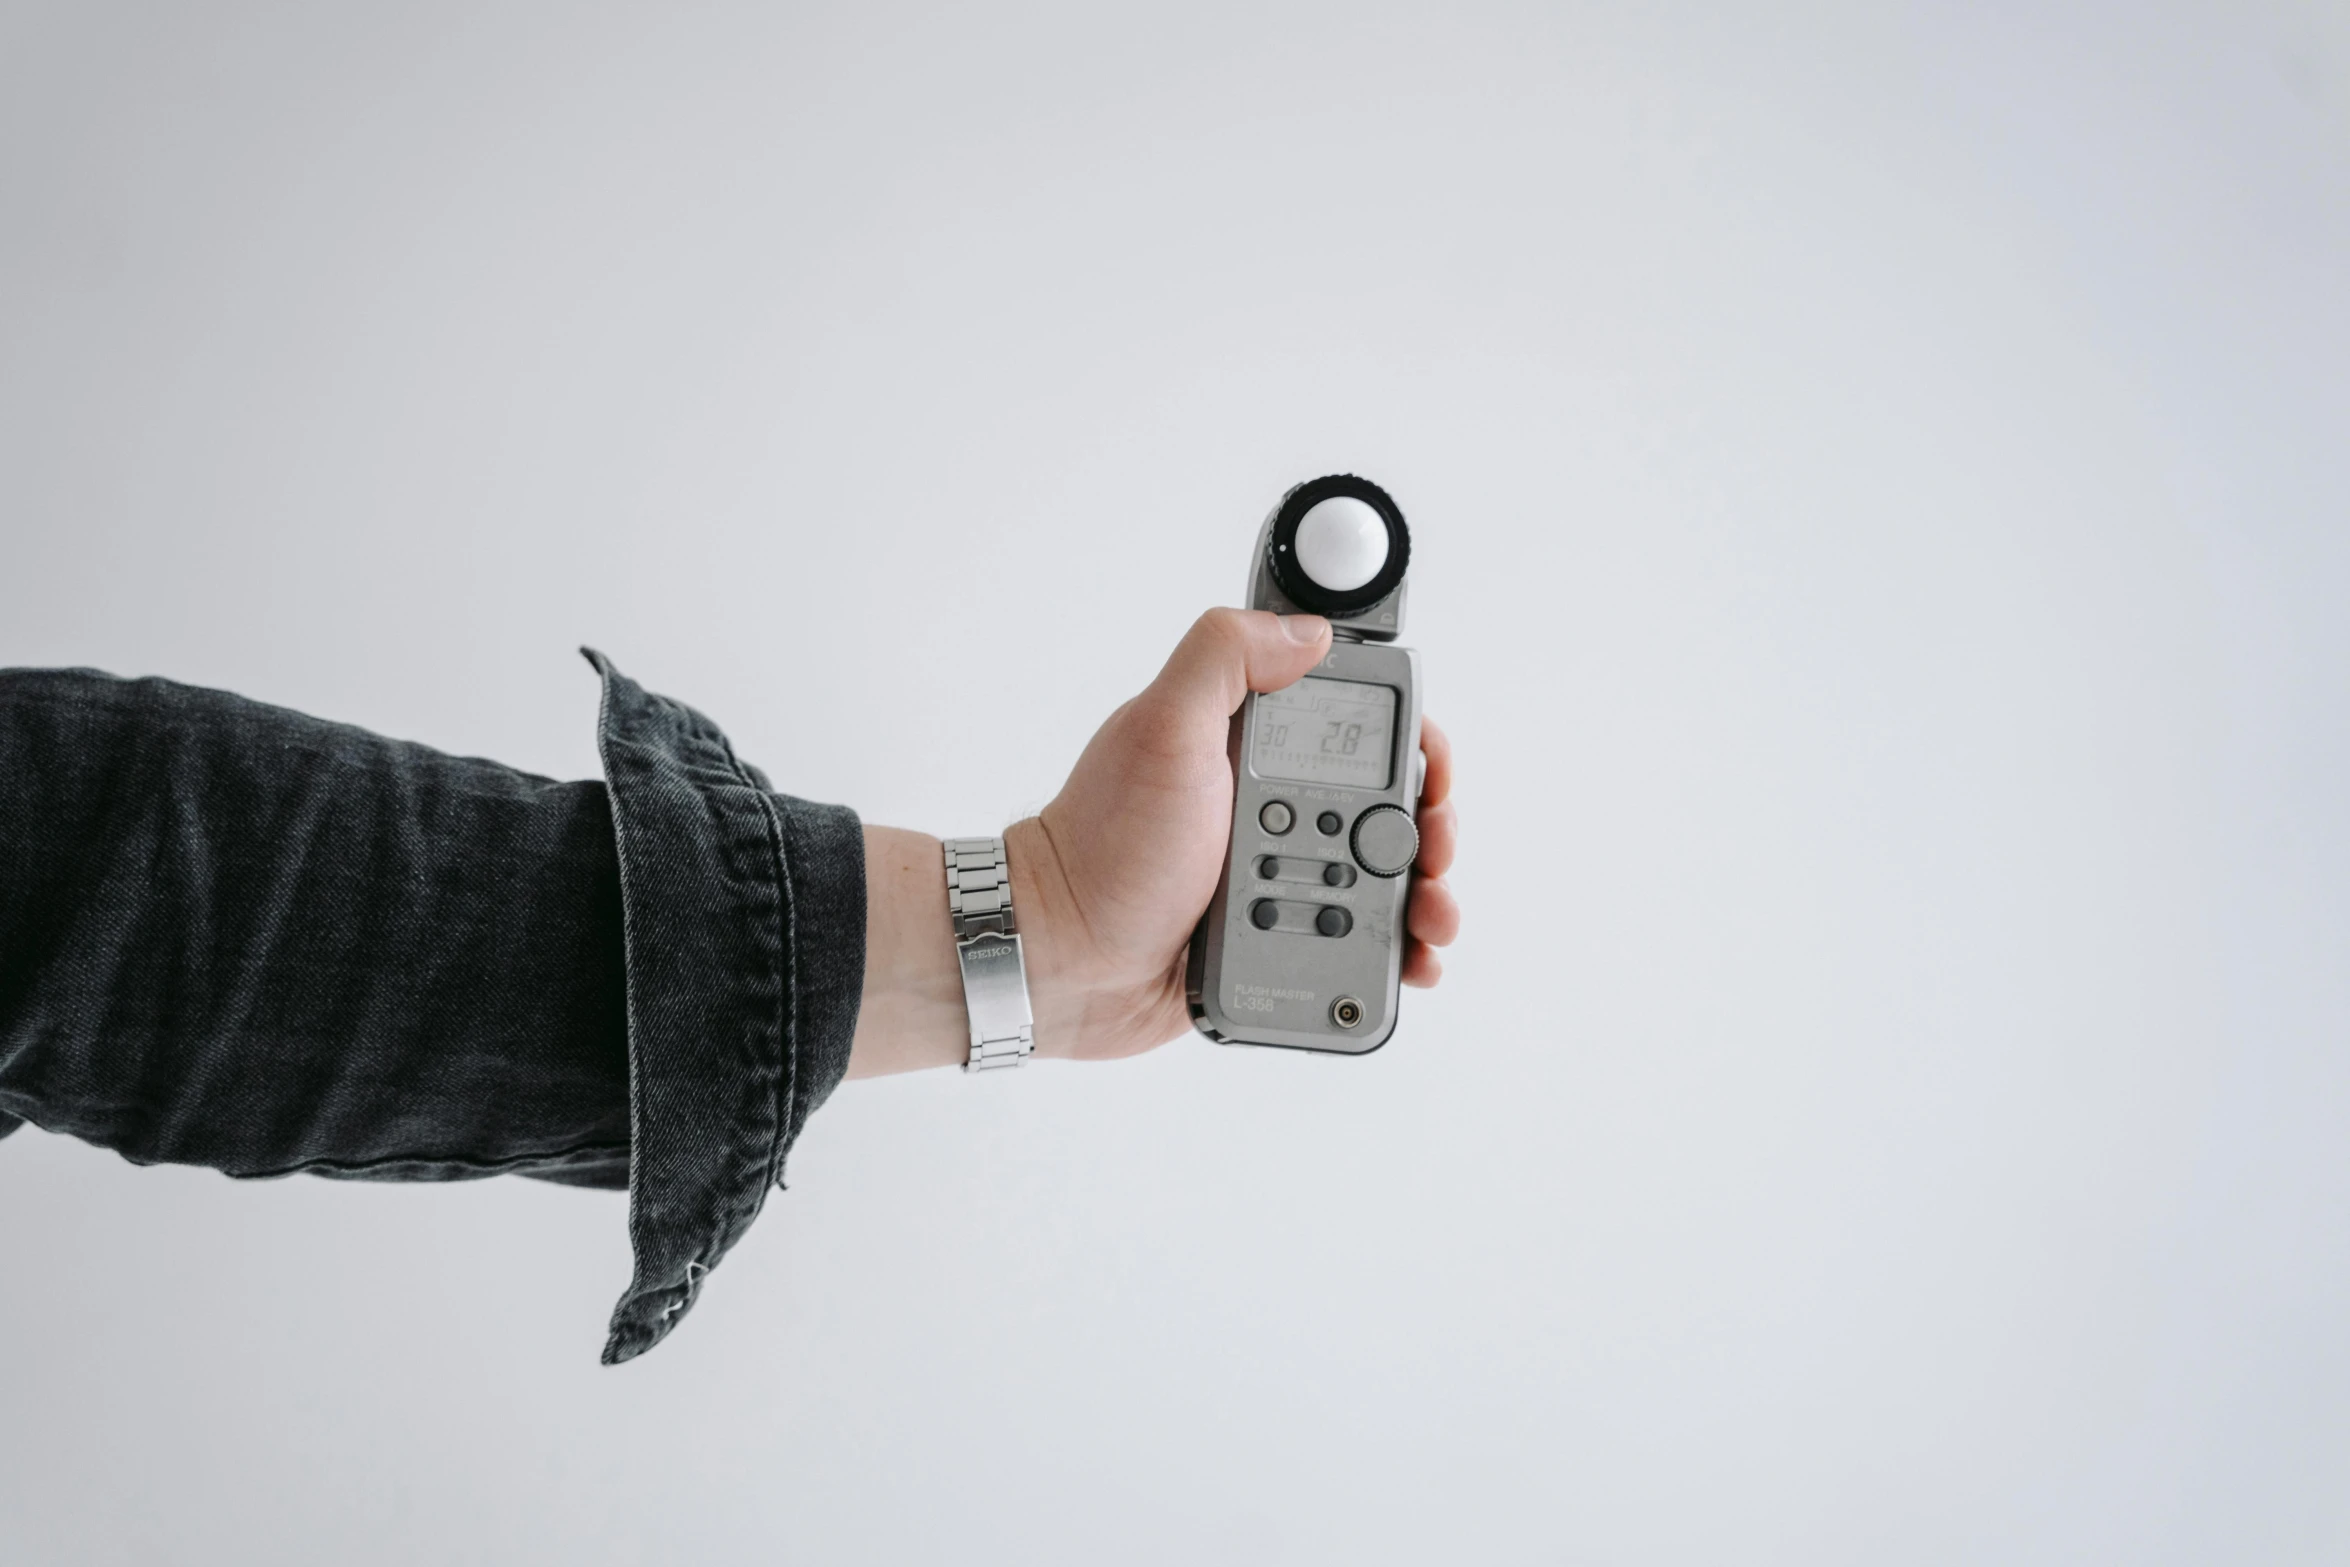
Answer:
[1005,813,1185,1062]
[1000,816,1091,1062]
[845,816,1131,1076]
[846,819,1084,1076]
[846,826,967,1077]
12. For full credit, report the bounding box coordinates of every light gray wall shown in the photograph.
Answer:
[3,2,2346,1562]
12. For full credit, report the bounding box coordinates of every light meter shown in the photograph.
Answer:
[1187,475,1423,1054]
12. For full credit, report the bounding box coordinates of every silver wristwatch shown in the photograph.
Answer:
[944,836,1035,1071]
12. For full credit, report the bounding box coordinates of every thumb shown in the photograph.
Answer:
[1148,607,1331,721]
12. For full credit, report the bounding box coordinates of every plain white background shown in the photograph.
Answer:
[2,2,2345,1562]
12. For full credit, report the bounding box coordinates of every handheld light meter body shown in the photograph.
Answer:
[1187,476,1422,1054]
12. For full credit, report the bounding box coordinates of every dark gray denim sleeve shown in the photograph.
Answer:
[0,653,864,1364]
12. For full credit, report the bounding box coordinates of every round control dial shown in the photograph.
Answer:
[1349,804,1418,878]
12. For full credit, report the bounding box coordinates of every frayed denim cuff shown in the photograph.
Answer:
[584,651,864,1365]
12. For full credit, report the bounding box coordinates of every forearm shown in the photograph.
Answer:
[845,826,969,1076]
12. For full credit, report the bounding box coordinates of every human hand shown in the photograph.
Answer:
[1010,608,1459,1059]
[850,609,1459,1075]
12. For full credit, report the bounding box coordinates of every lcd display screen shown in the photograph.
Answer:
[1251,677,1397,789]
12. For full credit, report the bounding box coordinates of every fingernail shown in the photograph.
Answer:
[1280,614,1328,645]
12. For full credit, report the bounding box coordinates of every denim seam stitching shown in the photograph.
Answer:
[755,791,797,1189]
[0,1100,629,1179]
[591,662,655,1366]
[227,1140,634,1180]
[699,725,791,1237]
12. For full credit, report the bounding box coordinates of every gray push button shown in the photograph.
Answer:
[1259,800,1295,835]
[1248,897,1354,936]
[1350,804,1418,878]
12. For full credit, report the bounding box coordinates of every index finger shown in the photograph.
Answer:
[1417,714,1453,809]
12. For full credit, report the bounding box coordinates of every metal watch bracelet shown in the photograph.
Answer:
[944,836,1034,1071]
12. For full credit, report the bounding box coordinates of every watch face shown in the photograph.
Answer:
[1249,677,1397,790]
